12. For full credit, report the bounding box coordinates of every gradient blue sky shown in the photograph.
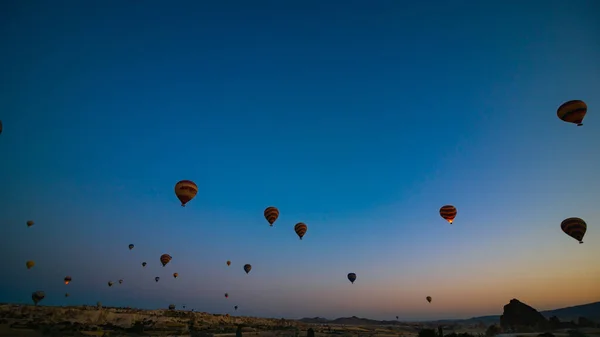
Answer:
[1,0,599,321]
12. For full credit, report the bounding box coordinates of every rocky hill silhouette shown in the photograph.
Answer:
[298,300,600,326]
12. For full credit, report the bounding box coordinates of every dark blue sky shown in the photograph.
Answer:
[1,0,599,320]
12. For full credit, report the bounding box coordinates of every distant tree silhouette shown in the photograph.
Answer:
[438,326,444,337]
[419,328,438,337]
[485,324,501,337]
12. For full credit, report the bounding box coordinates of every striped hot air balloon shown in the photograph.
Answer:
[439,205,457,224]
[561,217,587,244]
[264,206,279,226]
[173,273,178,278]
[64,276,72,285]
[347,273,356,284]
[160,254,172,267]
[243,264,252,274]
[294,223,308,240]
[174,180,198,207]
[557,100,587,126]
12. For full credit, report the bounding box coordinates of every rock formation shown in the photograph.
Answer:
[500,299,548,332]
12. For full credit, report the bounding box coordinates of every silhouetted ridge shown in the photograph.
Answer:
[500,299,548,332]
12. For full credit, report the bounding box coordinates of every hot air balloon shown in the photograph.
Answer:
[347,273,356,284]
[426,296,432,303]
[439,205,457,224]
[557,100,587,126]
[155,277,160,282]
[183,305,186,309]
[26,260,35,269]
[142,262,147,267]
[174,180,198,207]
[224,293,229,298]
[561,217,587,244]
[0,120,2,135]
[294,223,308,240]
[64,276,72,285]
[31,291,45,305]
[108,281,113,287]
[227,260,231,266]
[264,206,279,226]
[65,293,69,297]
[26,220,34,227]
[243,264,252,274]
[128,244,134,250]
[160,254,172,267]
[169,304,176,310]
[234,305,238,311]
[119,279,123,284]
[173,273,178,278]
[396,316,399,320]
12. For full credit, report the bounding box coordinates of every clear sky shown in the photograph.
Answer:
[1,0,599,321]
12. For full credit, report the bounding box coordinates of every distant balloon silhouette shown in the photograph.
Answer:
[155,277,160,282]
[142,262,147,267]
[294,223,308,240]
[31,291,45,305]
[160,254,172,267]
[426,296,432,303]
[227,260,231,266]
[26,220,34,227]
[174,180,198,207]
[169,304,176,310]
[64,276,72,285]
[347,273,356,284]
[439,205,457,224]
[561,217,587,244]
[108,281,114,287]
[243,264,252,274]
[264,206,279,226]
[26,261,35,269]
[557,100,587,126]
[128,244,134,250]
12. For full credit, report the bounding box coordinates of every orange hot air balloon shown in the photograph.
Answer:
[173,273,178,278]
[160,254,172,267]
[294,222,308,240]
[174,180,198,207]
[26,261,35,269]
[64,276,72,285]
[226,260,231,266]
[557,100,587,126]
[264,206,279,226]
[439,205,457,224]
[561,217,587,244]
